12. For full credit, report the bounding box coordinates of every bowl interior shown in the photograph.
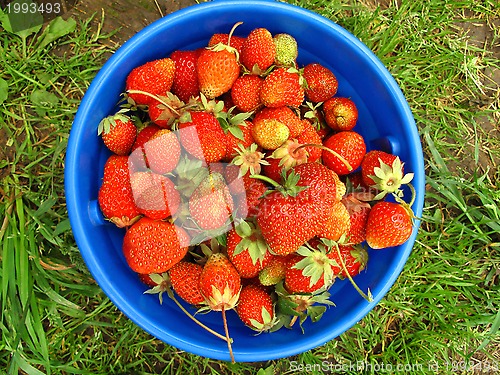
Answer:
[65,0,425,362]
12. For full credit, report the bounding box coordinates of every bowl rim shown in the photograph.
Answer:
[65,0,425,362]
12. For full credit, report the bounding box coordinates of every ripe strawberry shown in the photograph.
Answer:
[226,223,273,279]
[98,155,140,227]
[342,193,372,245]
[208,33,245,54]
[322,131,366,175]
[262,151,285,183]
[230,74,263,113]
[197,46,239,99]
[273,33,298,67]
[170,49,202,102]
[234,178,268,218]
[303,63,338,103]
[169,261,205,305]
[296,119,323,163]
[253,106,304,138]
[142,129,181,174]
[126,58,175,106]
[323,97,358,131]
[260,67,305,108]
[361,150,398,185]
[236,284,276,332]
[98,114,137,156]
[130,171,180,220]
[256,163,336,255]
[327,244,368,278]
[293,162,338,210]
[178,111,227,163]
[258,255,290,286]
[252,117,290,150]
[199,252,241,361]
[317,200,351,241]
[360,150,414,199]
[132,123,161,152]
[284,254,326,294]
[223,164,251,196]
[365,201,414,249]
[122,217,190,274]
[240,27,276,74]
[221,117,255,161]
[147,92,185,128]
[188,172,234,231]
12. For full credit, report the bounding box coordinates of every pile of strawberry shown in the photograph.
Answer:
[96,23,416,361]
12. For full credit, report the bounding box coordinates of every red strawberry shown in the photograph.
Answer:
[132,123,161,152]
[303,63,338,103]
[98,114,137,156]
[224,164,254,196]
[236,284,276,332]
[147,92,185,128]
[143,129,181,174]
[284,254,326,294]
[235,178,268,218]
[327,244,368,278]
[197,46,239,99]
[260,67,305,108]
[253,106,304,138]
[322,131,366,175]
[256,163,336,255]
[240,27,276,74]
[178,111,227,163]
[262,151,285,183]
[230,74,263,112]
[126,58,175,106]
[208,33,245,54]
[361,150,399,186]
[122,217,190,274]
[222,116,255,161]
[188,171,234,231]
[199,252,241,311]
[360,150,413,199]
[199,252,241,362]
[317,200,351,241]
[365,201,414,249]
[226,223,273,279]
[293,162,338,210]
[169,261,205,305]
[342,193,372,245]
[296,119,323,163]
[130,171,180,220]
[323,97,358,131]
[170,49,202,102]
[98,155,140,227]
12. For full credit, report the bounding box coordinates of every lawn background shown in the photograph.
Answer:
[1,0,499,374]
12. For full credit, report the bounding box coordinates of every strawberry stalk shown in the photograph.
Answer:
[126,89,181,116]
[332,242,373,302]
[166,289,231,343]
[221,306,236,363]
[293,143,353,171]
[227,21,243,50]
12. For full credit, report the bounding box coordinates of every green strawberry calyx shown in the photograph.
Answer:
[233,220,271,265]
[370,157,414,200]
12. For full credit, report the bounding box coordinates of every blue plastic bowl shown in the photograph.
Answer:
[65,0,425,362]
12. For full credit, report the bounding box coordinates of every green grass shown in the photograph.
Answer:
[1,0,499,374]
